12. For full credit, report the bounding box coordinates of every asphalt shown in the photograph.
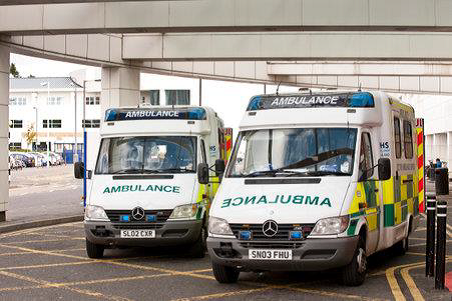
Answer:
[1,165,83,233]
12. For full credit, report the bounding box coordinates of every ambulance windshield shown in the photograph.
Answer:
[95,136,197,174]
[227,128,357,177]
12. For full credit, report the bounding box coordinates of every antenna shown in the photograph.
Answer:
[358,82,362,92]
[275,82,282,95]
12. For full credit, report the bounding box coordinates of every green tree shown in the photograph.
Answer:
[24,124,37,150]
[9,63,20,78]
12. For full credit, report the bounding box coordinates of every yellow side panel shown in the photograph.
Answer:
[349,182,365,214]
[382,177,394,205]
[365,207,378,231]
[400,175,407,201]
[395,201,402,225]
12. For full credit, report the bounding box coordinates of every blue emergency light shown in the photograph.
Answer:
[239,230,252,240]
[120,215,130,222]
[146,215,157,222]
[348,92,375,107]
[290,231,302,240]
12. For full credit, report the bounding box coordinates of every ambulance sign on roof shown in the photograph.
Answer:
[105,108,207,121]
[246,92,374,111]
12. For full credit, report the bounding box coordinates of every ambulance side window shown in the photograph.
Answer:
[201,140,207,164]
[403,120,413,159]
[394,117,402,159]
[358,132,374,181]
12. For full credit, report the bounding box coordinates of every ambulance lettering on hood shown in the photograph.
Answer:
[220,194,332,208]
[103,184,180,194]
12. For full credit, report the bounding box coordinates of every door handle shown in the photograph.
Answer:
[374,189,379,192]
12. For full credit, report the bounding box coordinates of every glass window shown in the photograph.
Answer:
[150,90,160,105]
[9,120,23,128]
[95,96,100,105]
[92,119,100,128]
[201,140,207,163]
[43,119,62,128]
[394,117,402,159]
[9,97,26,105]
[9,142,21,150]
[403,120,413,159]
[165,90,190,105]
[358,132,374,181]
[95,136,197,174]
[227,128,357,177]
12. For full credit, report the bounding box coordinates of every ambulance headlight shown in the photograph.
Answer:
[310,216,349,235]
[208,216,234,236]
[84,205,109,222]
[169,204,198,219]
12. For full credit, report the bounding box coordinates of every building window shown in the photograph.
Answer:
[9,97,26,106]
[47,96,63,105]
[9,120,23,128]
[403,120,413,159]
[150,90,160,105]
[82,119,101,128]
[86,96,100,105]
[165,90,190,105]
[43,119,62,128]
[9,142,21,150]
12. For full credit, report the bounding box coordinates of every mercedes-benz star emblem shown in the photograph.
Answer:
[131,207,145,220]
[262,220,278,237]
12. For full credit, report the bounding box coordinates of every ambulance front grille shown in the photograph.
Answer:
[230,223,315,241]
[112,224,165,230]
[105,210,173,223]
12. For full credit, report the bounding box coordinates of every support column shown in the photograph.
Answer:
[0,44,10,222]
[447,132,452,169]
[100,67,140,116]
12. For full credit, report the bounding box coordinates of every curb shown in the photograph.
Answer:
[0,215,83,234]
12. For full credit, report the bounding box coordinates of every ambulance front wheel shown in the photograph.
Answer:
[212,262,240,283]
[187,226,207,258]
[340,236,367,286]
[86,239,105,259]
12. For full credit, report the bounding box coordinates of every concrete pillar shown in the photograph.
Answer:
[447,132,452,169]
[100,67,140,116]
[0,44,10,222]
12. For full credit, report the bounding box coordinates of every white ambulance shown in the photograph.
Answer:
[75,106,231,259]
[207,91,420,285]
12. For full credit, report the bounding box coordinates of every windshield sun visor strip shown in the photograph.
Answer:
[112,175,174,180]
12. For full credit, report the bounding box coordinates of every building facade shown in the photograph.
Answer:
[9,74,193,156]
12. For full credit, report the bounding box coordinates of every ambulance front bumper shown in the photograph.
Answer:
[207,236,358,271]
[85,220,202,247]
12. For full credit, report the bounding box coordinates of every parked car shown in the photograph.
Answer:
[30,152,48,167]
[10,152,34,167]
[8,155,23,170]
[49,152,64,165]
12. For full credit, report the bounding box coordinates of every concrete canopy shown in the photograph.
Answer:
[1,0,452,35]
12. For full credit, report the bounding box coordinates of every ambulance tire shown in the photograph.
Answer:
[212,262,240,283]
[187,226,207,258]
[341,236,366,286]
[394,235,409,256]
[85,239,104,259]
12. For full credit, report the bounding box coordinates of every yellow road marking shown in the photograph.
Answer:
[287,286,389,300]
[0,222,83,239]
[406,252,425,256]
[400,264,425,301]
[2,237,85,245]
[172,287,274,301]
[0,261,92,271]
[0,270,131,301]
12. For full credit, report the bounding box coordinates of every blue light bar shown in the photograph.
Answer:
[290,231,302,240]
[146,215,157,222]
[239,230,252,240]
[104,108,207,121]
[348,92,375,107]
[120,215,130,222]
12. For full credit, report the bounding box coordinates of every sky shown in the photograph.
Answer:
[10,53,299,131]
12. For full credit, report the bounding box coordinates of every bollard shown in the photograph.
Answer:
[435,168,449,196]
[435,200,447,289]
[425,193,436,277]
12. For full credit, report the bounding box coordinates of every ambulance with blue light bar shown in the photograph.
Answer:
[206,91,420,286]
[74,106,232,259]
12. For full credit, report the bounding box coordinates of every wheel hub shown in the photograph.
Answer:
[356,248,367,273]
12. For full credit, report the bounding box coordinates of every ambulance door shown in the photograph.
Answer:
[358,130,380,253]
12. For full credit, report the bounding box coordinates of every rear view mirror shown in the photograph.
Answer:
[197,163,209,184]
[378,158,391,181]
[74,162,85,179]
[215,159,225,176]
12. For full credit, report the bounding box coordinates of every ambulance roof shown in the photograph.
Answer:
[100,106,217,136]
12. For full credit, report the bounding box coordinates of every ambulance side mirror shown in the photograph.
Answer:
[197,163,209,184]
[378,158,391,181]
[74,162,84,179]
[215,159,225,176]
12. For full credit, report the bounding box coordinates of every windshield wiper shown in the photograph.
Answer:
[279,148,354,170]
[158,168,195,173]
[243,169,306,178]
[302,170,351,176]
[112,169,162,174]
